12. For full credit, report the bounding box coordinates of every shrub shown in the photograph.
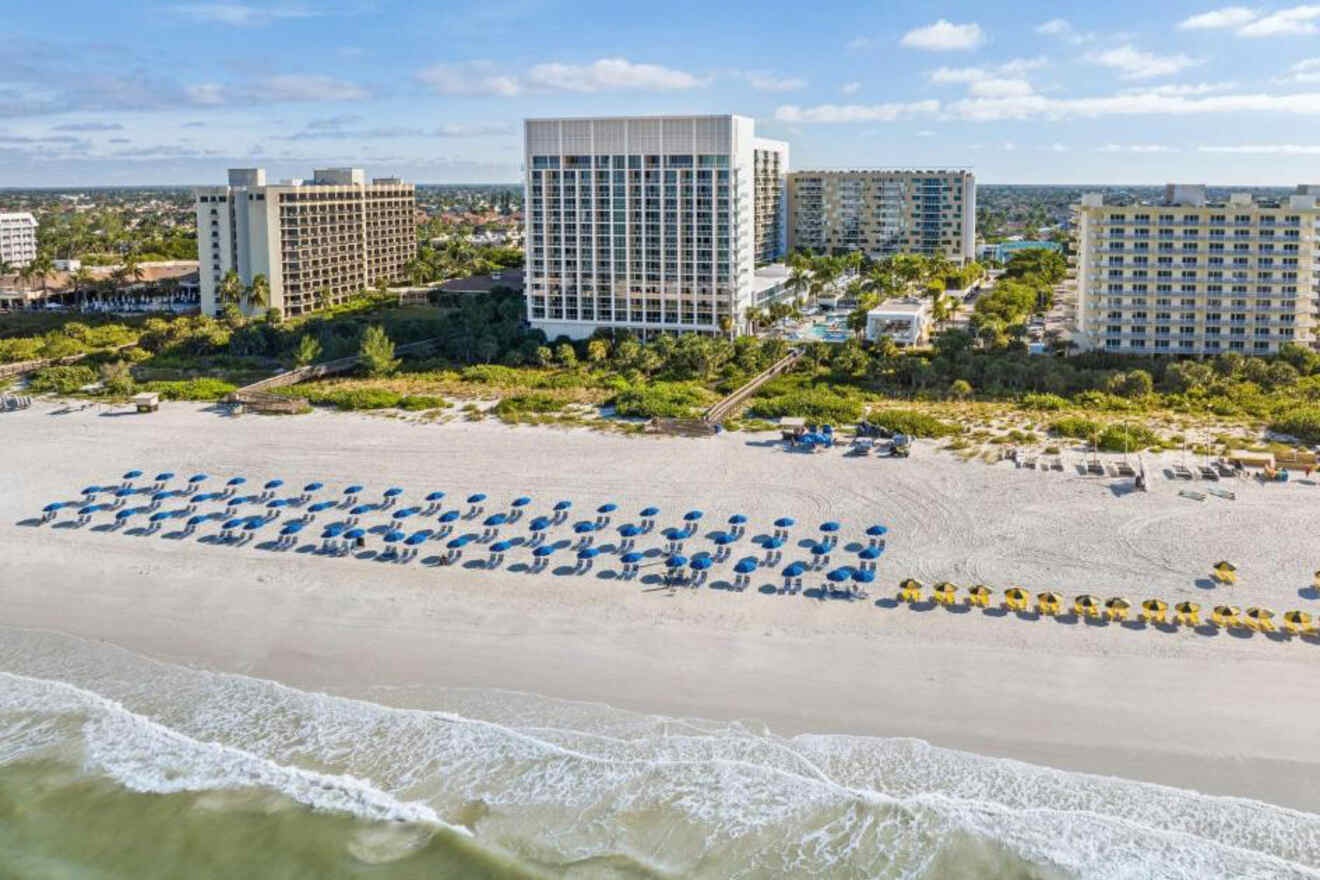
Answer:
[1096,423,1161,452]
[98,360,136,396]
[358,325,399,377]
[870,408,962,438]
[298,387,403,410]
[492,393,564,416]
[751,388,864,424]
[1021,392,1067,411]
[399,394,446,411]
[1049,416,1102,439]
[28,365,97,394]
[1270,407,1320,444]
[139,378,238,401]
[612,382,712,419]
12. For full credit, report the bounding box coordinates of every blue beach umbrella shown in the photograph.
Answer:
[597,503,617,514]
[155,472,174,482]
[393,507,421,520]
[810,543,830,556]
[666,555,688,568]
[426,491,447,502]
[192,492,224,503]
[384,530,406,543]
[577,547,600,560]
[621,551,645,564]
[281,522,306,536]
[266,499,290,509]
[42,502,66,513]
[683,510,703,522]
[228,494,259,506]
[322,523,347,538]
[511,497,531,507]
[483,513,508,526]
[384,487,404,498]
[343,485,363,495]
[226,477,246,487]
[446,536,471,549]
[761,536,784,550]
[77,504,103,515]
[857,546,882,561]
[438,510,461,523]
[149,511,174,522]
[222,517,247,529]
[303,482,323,492]
[819,521,841,534]
[827,567,854,583]
[554,500,572,512]
[573,521,597,534]
[734,557,759,574]
[122,470,143,479]
[308,500,338,513]
[661,527,686,540]
[490,540,514,553]
[343,528,365,540]
[728,514,747,525]
[774,517,795,529]
[618,523,642,537]
[186,514,210,527]
[528,516,551,531]
[242,518,266,531]
[781,562,806,578]
[350,504,377,515]
[466,493,486,504]
[533,544,556,558]
[852,569,876,584]
[81,485,102,496]
[114,488,136,498]
[639,506,660,518]
[405,531,430,546]
[866,525,889,537]
[264,479,283,490]
[115,508,139,521]
[712,532,735,546]
[188,474,208,484]
[689,555,713,571]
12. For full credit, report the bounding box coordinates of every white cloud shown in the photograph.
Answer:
[417,58,706,96]
[1099,143,1179,152]
[948,89,1320,121]
[1049,143,1067,152]
[900,20,985,51]
[736,71,808,92]
[968,78,1034,97]
[433,122,513,137]
[1280,58,1320,82]
[259,74,368,101]
[1178,6,1258,29]
[774,100,940,123]
[1121,81,1238,95]
[1088,45,1202,79]
[1239,5,1320,36]
[915,129,935,136]
[1199,143,1320,153]
[930,58,1045,85]
[168,3,316,25]
[841,81,861,95]
[1034,18,1093,44]
[1001,141,1016,151]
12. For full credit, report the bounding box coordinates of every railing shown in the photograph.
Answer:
[702,348,803,426]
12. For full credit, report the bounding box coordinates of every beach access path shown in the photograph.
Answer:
[4,402,1319,813]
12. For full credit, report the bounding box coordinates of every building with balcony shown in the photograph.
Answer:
[0,212,38,268]
[865,299,931,347]
[523,115,788,340]
[195,167,416,317]
[786,169,975,263]
[1075,184,1320,356]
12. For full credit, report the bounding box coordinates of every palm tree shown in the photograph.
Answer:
[121,253,143,286]
[743,305,764,334]
[246,274,270,312]
[70,266,95,310]
[28,253,53,297]
[218,270,243,311]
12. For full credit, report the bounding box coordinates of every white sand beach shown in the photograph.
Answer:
[4,400,1320,816]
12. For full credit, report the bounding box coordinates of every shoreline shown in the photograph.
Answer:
[4,402,1320,815]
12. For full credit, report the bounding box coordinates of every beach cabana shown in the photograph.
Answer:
[933,582,958,606]
[1174,601,1200,626]
[1003,587,1029,611]
[1105,597,1132,622]
[1283,610,1313,635]
[1036,591,1062,615]
[1245,607,1276,632]
[967,585,992,607]
[899,578,923,603]
[1212,605,1241,628]
[1141,599,1169,624]
[1212,561,1238,585]
[1074,594,1100,619]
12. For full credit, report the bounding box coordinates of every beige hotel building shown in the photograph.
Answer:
[1076,184,1319,355]
[195,168,416,318]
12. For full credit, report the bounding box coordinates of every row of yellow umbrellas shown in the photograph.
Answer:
[897,580,1315,634]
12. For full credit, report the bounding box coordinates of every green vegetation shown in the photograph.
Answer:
[27,364,97,394]
[139,378,238,401]
[1049,416,1103,439]
[751,386,864,423]
[1096,423,1161,452]
[611,382,713,419]
[868,408,962,438]
[492,393,565,417]
[1271,408,1320,444]
[358,325,399,377]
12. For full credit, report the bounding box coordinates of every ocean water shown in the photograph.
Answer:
[0,628,1317,879]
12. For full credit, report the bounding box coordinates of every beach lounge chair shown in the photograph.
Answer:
[1178,490,1206,502]
[1198,466,1219,481]
[1115,461,1135,477]
[1173,464,1194,480]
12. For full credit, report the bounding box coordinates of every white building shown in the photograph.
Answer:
[0,212,38,268]
[1075,184,1319,355]
[523,115,788,340]
[195,167,416,318]
[865,299,931,347]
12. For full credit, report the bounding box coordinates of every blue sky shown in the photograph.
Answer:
[7,1,1320,186]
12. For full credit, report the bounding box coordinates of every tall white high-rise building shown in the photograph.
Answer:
[0,212,38,268]
[523,115,788,339]
[1076,184,1319,355]
[195,168,416,318]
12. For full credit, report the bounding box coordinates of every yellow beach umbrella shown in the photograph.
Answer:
[1245,607,1276,632]
[1004,587,1029,611]
[933,582,958,605]
[967,585,992,607]
[1212,604,1241,627]
[1174,601,1200,626]
[899,578,924,602]
[1313,570,1320,589]
[1213,561,1237,572]
[1283,610,1313,635]
[1104,596,1131,621]
[1036,591,1063,615]
[1212,561,1238,585]
[1074,594,1100,618]
[1141,598,1168,623]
